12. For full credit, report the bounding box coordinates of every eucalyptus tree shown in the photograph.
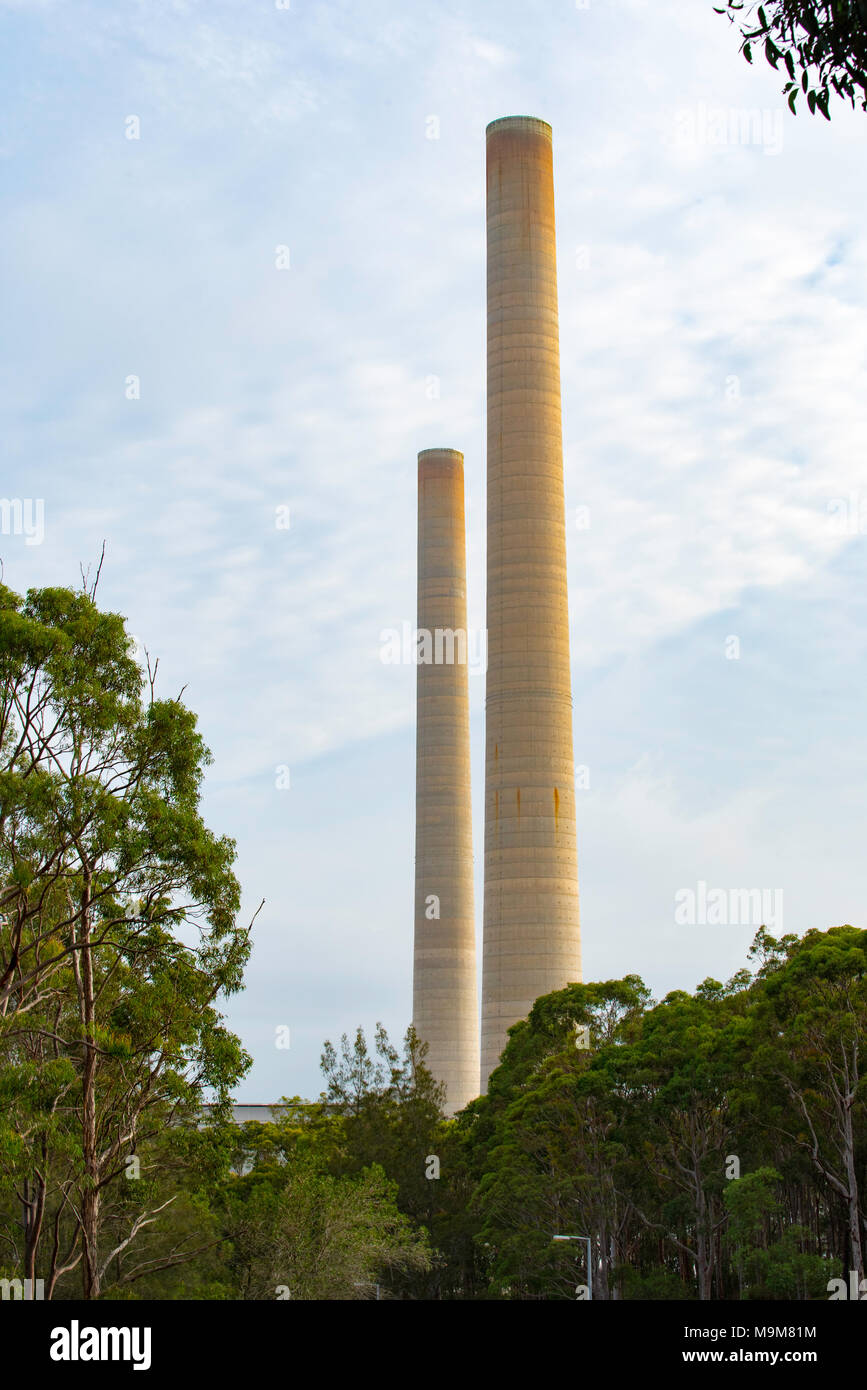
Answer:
[752,925,867,1282]
[714,0,867,117]
[0,579,255,1297]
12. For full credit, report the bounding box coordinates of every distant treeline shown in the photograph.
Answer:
[5,924,864,1300]
[458,923,866,1301]
[1,582,864,1298]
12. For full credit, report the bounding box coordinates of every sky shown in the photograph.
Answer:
[2,0,866,1103]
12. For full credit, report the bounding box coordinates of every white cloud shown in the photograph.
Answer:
[3,0,866,1097]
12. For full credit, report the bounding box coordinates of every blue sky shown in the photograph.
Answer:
[2,0,866,1101]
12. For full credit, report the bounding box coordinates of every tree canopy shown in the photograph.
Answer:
[0,579,254,1297]
[715,1,867,117]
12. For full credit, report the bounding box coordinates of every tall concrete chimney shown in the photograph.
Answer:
[481,117,582,1089]
[413,447,479,1114]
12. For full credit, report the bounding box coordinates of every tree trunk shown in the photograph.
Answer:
[595,1225,608,1300]
[843,1109,863,1281]
[22,1172,45,1291]
[78,875,101,1300]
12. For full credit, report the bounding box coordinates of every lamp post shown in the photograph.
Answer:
[552,1233,592,1301]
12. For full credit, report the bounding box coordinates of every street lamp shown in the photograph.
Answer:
[552,1233,592,1301]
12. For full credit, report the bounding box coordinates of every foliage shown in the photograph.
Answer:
[2,580,863,1299]
[457,928,867,1300]
[0,580,253,1298]
[219,1158,430,1300]
[714,0,867,117]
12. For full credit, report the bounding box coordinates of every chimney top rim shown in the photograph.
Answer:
[418,447,464,460]
[486,115,552,139]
